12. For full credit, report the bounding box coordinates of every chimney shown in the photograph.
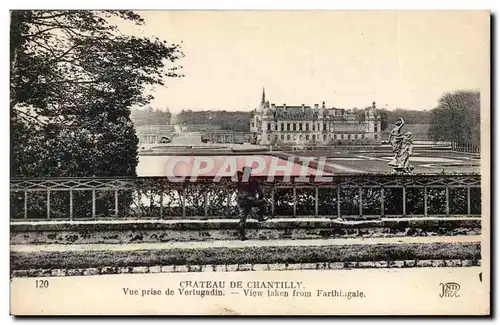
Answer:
[322,101,325,109]
[283,103,286,109]
[314,104,319,109]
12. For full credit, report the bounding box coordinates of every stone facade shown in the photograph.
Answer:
[249,88,382,145]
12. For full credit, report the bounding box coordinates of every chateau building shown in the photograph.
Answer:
[249,89,382,145]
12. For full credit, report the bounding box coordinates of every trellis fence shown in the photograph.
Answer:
[10,175,481,221]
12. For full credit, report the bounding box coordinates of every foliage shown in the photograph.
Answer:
[379,110,388,131]
[10,10,183,177]
[131,106,172,126]
[176,110,251,132]
[11,242,481,270]
[378,108,432,131]
[11,178,482,220]
[428,90,480,146]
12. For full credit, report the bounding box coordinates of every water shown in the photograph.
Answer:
[137,155,323,177]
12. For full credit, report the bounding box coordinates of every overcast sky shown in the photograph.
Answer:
[122,10,489,113]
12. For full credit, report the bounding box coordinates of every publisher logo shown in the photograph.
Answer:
[439,282,460,298]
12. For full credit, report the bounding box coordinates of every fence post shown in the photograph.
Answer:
[271,188,275,217]
[337,184,341,218]
[226,191,231,217]
[445,187,450,216]
[359,187,363,216]
[182,187,186,218]
[46,190,51,219]
[293,186,297,217]
[467,187,471,215]
[115,190,119,218]
[70,190,73,221]
[315,187,319,216]
[402,187,406,216]
[159,186,164,219]
[204,191,209,217]
[92,190,96,218]
[424,186,428,217]
[24,191,28,219]
[380,187,385,217]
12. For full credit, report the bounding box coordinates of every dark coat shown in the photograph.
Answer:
[236,176,263,200]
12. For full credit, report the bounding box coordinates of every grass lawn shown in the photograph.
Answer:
[11,242,480,270]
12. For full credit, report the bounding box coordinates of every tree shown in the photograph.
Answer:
[379,110,388,131]
[131,107,172,126]
[428,90,480,146]
[176,110,251,132]
[378,108,432,131]
[10,10,183,177]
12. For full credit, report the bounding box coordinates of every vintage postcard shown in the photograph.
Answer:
[9,10,490,316]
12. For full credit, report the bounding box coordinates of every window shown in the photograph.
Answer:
[306,134,309,140]
[251,122,254,128]
[362,134,365,139]
[334,134,337,140]
[299,123,303,131]
[305,123,309,131]
[293,123,297,131]
[374,125,378,132]
[323,134,326,141]
[374,134,378,140]
[312,124,315,131]
[341,134,344,140]
[348,135,351,140]
[299,134,303,140]
[287,134,290,141]
[281,134,284,140]
[267,123,271,131]
[323,123,327,131]
[355,134,358,139]
[280,123,284,131]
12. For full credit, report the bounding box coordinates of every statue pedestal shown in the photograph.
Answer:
[391,165,414,175]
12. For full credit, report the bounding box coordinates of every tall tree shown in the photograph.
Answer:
[428,90,480,146]
[176,110,251,132]
[10,10,183,177]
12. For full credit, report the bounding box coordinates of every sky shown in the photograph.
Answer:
[119,10,489,113]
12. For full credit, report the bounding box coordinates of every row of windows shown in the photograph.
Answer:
[258,122,379,133]
[271,133,379,141]
[267,122,325,132]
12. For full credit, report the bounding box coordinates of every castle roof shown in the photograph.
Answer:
[272,106,316,120]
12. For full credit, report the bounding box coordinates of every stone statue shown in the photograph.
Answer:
[388,117,405,153]
[388,118,413,174]
[399,132,414,173]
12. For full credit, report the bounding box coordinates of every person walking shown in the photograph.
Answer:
[235,167,268,241]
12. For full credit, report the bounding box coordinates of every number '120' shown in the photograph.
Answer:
[35,280,49,289]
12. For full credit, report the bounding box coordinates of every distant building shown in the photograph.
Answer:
[249,88,382,145]
[135,124,175,144]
